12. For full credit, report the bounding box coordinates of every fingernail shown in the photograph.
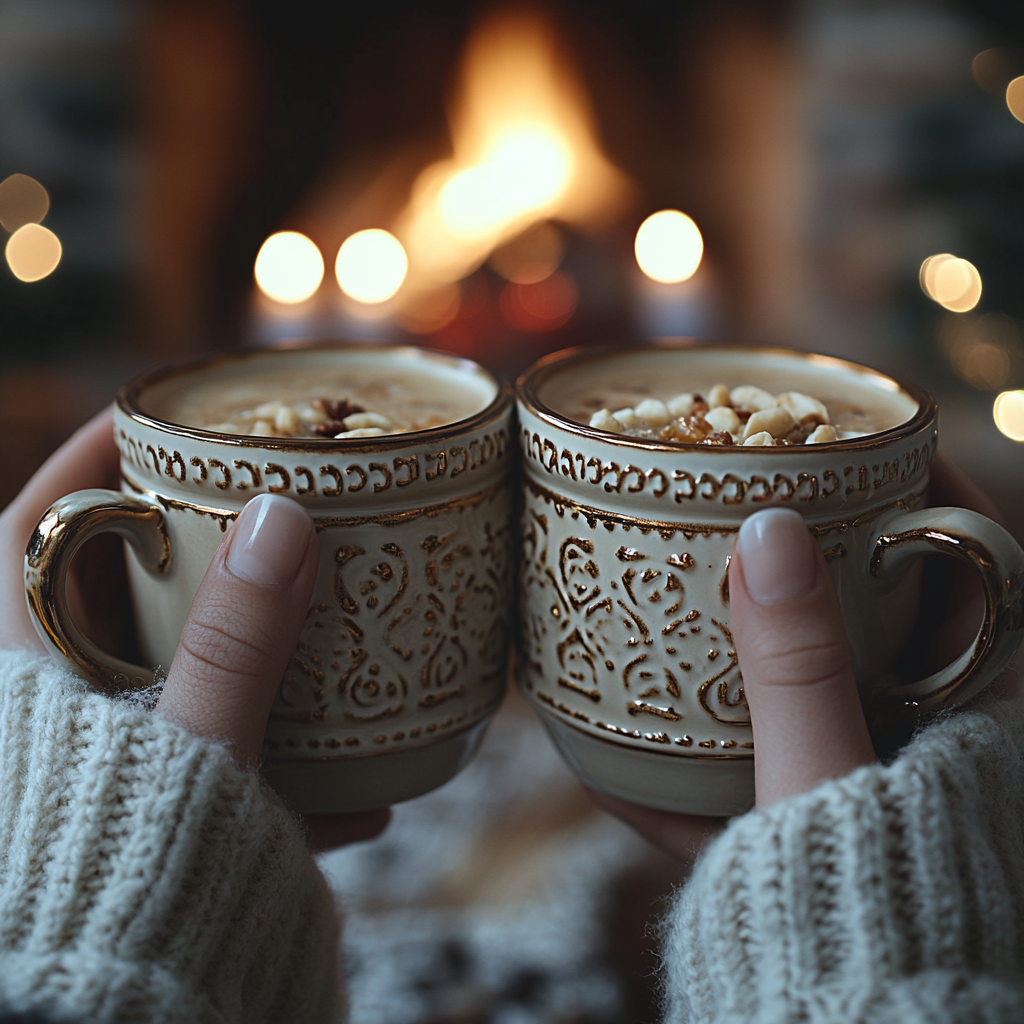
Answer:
[737,508,818,605]
[225,494,313,586]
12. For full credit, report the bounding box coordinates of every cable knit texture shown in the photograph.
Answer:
[0,649,341,1024]
[662,706,1024,1023]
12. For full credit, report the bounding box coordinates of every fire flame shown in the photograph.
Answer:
[394,7,631,294]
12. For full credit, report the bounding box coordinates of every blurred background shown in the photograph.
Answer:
[2,1,1024,1020]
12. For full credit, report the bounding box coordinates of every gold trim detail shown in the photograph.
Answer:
[123,472,237,530]
[122,473,508,530]
[312,480,507,529]
[524,476,927,541]
[262,700,501,762]
[529,688,753,759]
[871,525,1024,716]
[517,425,935,508]
[24,489,170,694]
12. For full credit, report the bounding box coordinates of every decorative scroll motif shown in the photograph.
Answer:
[117,426,510,499]
[266,492,512,754]
[519,495,754,754]
[519,427,935,507]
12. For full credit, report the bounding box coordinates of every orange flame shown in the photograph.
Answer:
[394,7,631,294]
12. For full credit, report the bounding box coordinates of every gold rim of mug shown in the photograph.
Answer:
[117,340,514,452]
[516,341,937,454]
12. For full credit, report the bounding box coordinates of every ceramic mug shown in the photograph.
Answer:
[515,343,1024,816]
[24,344,515,813]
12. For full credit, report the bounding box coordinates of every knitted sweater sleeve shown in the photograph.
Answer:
[0,650,342,1024]
[662,706,1024,1024]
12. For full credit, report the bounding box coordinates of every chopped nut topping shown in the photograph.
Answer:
[586,383,852,446]
[342,412,394,431]
[707,383,732,408]
[203,395,406,440]
[807,423,838,444]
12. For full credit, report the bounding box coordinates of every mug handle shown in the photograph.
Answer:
[24,489,171,695]
[869,506,1024,722]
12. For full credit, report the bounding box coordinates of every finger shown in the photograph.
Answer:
[303,809,392,854]
[586,787,724,864]
[0,406,119,650]
[730,508,875,806]
[157,493,318,765]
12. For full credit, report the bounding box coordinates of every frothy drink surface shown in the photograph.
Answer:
[538,348,918,444]
[140,350,496,439]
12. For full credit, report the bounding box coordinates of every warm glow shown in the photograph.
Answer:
[254,231,324,304]
[635,210,704,284]
[396,284,461,334]
[437,129,572,239]
[939,312,1017,391]
[919,253,982,312]
[335,229,408,304]
[393,8,631,290]
[0,174,49,232]
[490,221,564,283]
[994,391,1024,441]
[1008,76,1024,123]
[500,272,577,331]
[6,223,61,282]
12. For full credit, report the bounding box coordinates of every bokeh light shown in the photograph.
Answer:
[919,253,982,312]
[973,48,1013,95]
[499,272,577,330]
[490,221,564,283]
[5,223,61,282]
[1007,76,1024,123]
[994,391,1024,441]
[335,229,408,304]
[635,210,703,284]
[0,174,49,232]
[254,231,324,304]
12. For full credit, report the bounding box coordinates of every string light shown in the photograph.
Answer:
[993,391,1024,441]
[6,223,61,282]
[635,210,703,284]
[254,231,324,304]
[919,253,982,312]
[1007,76,1024,123]
[335,229,408,304]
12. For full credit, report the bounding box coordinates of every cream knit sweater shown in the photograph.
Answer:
[662,705,1024,1023]
[0,650,340,1024]
[1,650,1022,1023]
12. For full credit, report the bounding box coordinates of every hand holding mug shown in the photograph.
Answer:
[0,408,389,851]
[592,455,1021,861]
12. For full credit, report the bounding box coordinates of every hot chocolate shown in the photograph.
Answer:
[141,347,496,439]
[544,347,918,445]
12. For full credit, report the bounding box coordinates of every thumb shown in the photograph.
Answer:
[729,508,875,806]
[157,493,318,765]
